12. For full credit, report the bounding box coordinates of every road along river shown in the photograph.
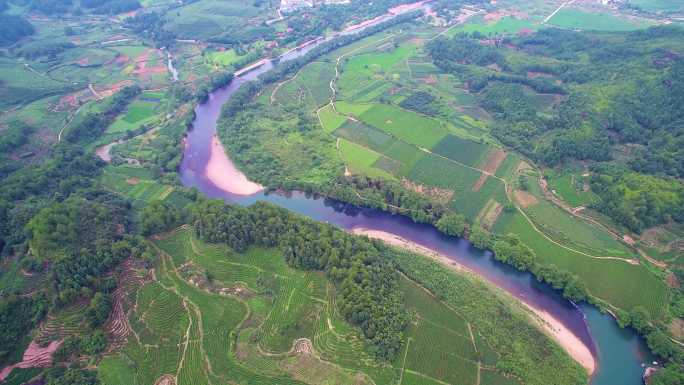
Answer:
[179,15,655,385]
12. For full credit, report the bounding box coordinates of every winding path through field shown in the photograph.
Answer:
[542,0,577,24]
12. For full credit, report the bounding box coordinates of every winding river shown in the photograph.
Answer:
[179,22,655,385]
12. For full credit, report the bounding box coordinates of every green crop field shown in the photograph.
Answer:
[628,0,684,12]
[274,62,335,108]
[0,58,77,109]
[337,45,416,96]
[451,176,507,221]
[334,120,426,175]
[544,168,598,207]
[548,9,652,31]
[499,210,668,316]
[447,16,540,37]
[431,134,491,167]
[292,62,336,107]
[522,175,634,258]
[106,99,161,135]
[101,166,175,204]
[356,103,448,148]
[164,0,272,40]
[122,102,157,124]
[318,104,347,133]
[207,49,243,67]
[409,154,482,193]
[339,138,395,179]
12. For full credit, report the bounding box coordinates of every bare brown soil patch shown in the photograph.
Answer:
[622,235,635,245]
[478,200,503,230]
[473,149,507,192]
[0,340,62,381]
[135,65,167,76]
[472,173,489,192]
[407,37,426,46]
[98,80,135,99]
[422,74,437,84]
[56,94,79,110]
[527,71,553,79]
[105,259,147,352]
[516,160,533,173]
[486,63,501,72]
[154,374,176,385]
[669,318,684,340]
[218,284,255,300]
[481,149,507,174]
[666,273,680,289]
[484,9,528,22]
[514,190,538,208]
[115,55,129,65]
[293,338,313,355]
[401,178,454,204]
[126,177,140,185]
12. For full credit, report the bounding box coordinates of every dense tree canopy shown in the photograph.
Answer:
[0,295,47,366]
[189,199,407,360]
[590,166,684,232]
[0,14,34,46]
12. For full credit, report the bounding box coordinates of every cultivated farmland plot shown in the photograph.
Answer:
[99,229,521,385]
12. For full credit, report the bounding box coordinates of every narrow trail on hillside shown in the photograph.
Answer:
[543,0,577,24]
[537,175,663,267]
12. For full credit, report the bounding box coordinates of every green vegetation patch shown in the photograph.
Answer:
[339,138,395,179]
[431,134,491,167]
[333,119,425,175]
[501,211,668,316]
[523,175,634,257]
[451,176,507,221]
[101,166,174,204]
[357,103,448,149]
[448,16,539,37]
[393,249,587,385]
[548,9,652,31]
[122,101,157,123]
[318,104,347,132]
[544,168,598,207]
[408,153,482,193]
[628,0,684,12]
[0,59,76,109]
[207,49,243,66]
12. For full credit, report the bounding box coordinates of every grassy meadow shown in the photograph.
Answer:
[547,8,653,31]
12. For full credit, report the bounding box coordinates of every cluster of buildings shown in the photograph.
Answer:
[280,0,351,13]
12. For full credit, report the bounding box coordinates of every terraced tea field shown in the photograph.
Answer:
[98,228,522,385]
[100,165,175,205]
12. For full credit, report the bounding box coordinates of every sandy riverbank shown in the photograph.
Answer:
[351,227,596,375]
[205,135,263,195]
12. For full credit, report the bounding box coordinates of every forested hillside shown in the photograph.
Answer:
[0,0,683,384]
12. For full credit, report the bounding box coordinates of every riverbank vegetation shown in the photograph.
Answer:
[95,199,586,385]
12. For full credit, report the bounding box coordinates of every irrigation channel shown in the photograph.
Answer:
[178,18,654,385]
